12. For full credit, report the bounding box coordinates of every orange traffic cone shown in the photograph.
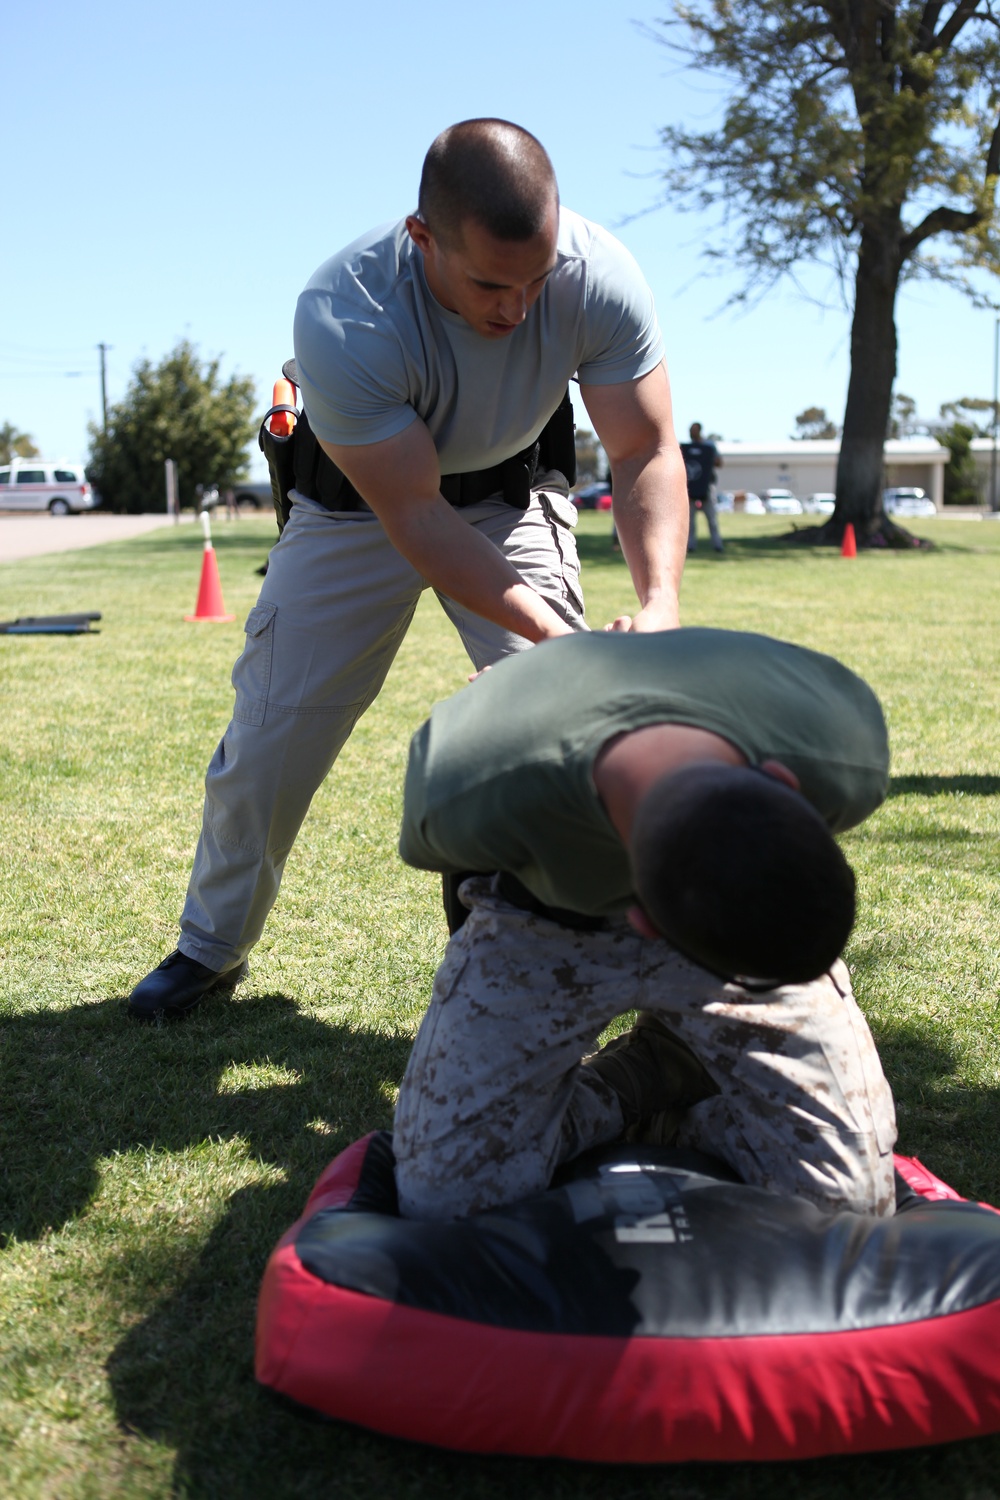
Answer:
[185,512,235,622]
[841,522,857,558]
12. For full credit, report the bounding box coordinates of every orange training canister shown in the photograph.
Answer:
[269,378,298,437]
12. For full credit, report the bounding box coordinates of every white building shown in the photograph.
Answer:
[715,438,949,510]
[969,439,1000,508]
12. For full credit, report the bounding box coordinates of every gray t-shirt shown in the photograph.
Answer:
[293,208,664,475]
[399,629,890,917]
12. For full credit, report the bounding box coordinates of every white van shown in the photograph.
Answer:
[0,460,99,514]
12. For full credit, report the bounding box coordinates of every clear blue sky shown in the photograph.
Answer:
[5,0,998,478]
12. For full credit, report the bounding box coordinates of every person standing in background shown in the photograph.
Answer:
[681,422,723,554]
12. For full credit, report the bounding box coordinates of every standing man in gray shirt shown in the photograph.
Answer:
[129,118,689,1021]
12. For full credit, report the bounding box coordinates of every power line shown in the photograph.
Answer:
[0,353,103,372]
[0,355,101,371]
[0,370,99,379]
[0,339,101,355]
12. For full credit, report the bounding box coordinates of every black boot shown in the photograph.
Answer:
[127,949,248,1022]
[581,1013,716,1128]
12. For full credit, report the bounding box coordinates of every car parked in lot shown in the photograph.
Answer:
[883,486,936,517]
[717,491,766,514]
[230,481,271,510]
[802,492,836,514]
[761,488,803,515]
[0,460,99,514]
[197,480,271,513]
[572,482,612,511]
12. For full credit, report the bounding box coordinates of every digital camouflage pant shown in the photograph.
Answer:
[393,877,897,1221]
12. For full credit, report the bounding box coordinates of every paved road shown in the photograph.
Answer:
[0,511,193,563]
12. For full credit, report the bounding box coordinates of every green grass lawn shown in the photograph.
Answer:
[1,510,999,1499]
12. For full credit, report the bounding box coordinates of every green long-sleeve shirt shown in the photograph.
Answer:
[400,629,889,918]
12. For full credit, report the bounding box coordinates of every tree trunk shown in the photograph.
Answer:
[790,223,926,548]
[836,226,901,528]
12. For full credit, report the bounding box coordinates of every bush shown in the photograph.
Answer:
[87,341,256,514]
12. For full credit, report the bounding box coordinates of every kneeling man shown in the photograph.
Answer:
[393,628,897,1221]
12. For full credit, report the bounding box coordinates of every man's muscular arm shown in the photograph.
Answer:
[581,362,688,632]
[317,422,575,645]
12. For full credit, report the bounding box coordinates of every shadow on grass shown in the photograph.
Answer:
[879,1017,1000,1207]
[860,825,997,844]
[573,531,789,569]
[0,992,409,1249]
[888,774,1000,797]
[849,939,1000,1204]
[574,530,850,568]
[850,937,968,1096]
[863,1007,963,1092]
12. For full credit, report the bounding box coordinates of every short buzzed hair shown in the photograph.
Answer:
[417,119,558,246]
[630,764,856,987]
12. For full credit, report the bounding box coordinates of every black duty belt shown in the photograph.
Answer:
[289,385,577,516]
[496,871,610,932]
[441,868,611,936]
[440,446,539,509]
[293,409,541,514]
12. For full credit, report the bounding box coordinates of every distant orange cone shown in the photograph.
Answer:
[185,512,235,622]
[841,522,857,558]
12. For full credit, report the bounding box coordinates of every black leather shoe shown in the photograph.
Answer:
[127,949,249,1021]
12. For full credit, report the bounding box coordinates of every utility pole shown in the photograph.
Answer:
[97,343,111,434]
[992,317,1000,512]
[165,459,179,524]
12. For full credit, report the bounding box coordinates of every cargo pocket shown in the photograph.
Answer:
[539,490,585,620]
[232,601,277,726]
[540,488,580,531]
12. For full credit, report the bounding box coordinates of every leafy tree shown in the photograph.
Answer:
[0,423,40,464]
[648,0,1000,546]
[938,395,998,434]
[792,406,840,440]
[931,397,997,504]
[935,419,982,503]
[87,341,256,514]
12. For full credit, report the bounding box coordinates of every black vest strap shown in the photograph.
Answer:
[293,411,363,510]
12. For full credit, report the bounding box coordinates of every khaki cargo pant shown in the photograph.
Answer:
[393,877,897,1221]
[177,482,585,971]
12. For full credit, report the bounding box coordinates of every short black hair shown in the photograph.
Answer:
[629,764,856,987]
[417,119,558,246]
